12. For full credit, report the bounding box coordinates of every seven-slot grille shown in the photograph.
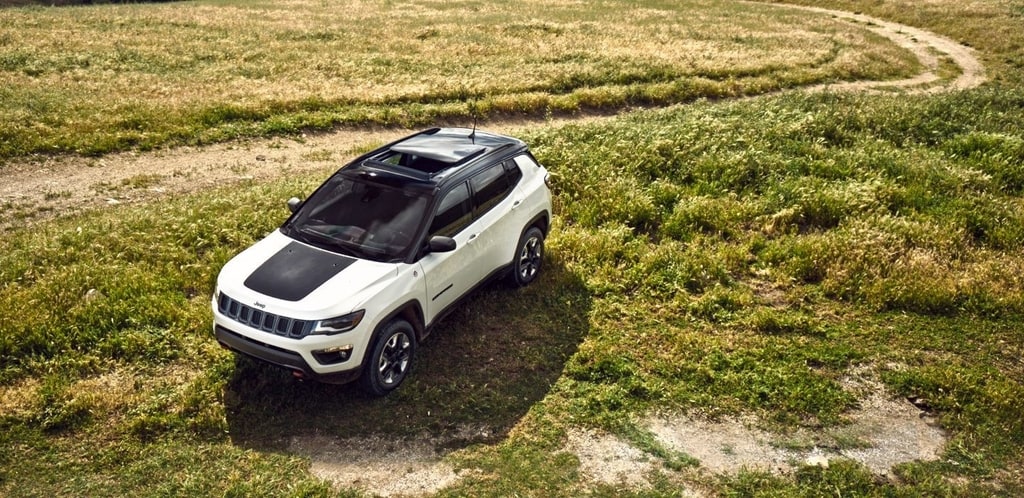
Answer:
[217,292,314,338]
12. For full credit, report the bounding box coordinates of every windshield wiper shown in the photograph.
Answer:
[293,227,361,258]
[286,226,315,246]
[293,225,399,262]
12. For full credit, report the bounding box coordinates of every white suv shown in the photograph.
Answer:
[212,128,552,395]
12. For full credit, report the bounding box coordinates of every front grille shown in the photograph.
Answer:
[217,292,314,339]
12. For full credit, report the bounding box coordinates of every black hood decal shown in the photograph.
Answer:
[244,241,356,302]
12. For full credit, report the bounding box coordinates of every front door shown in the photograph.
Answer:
[419,182,477,325]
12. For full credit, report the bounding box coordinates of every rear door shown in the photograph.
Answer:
[466,160,522,275]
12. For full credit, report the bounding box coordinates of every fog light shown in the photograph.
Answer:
[313,345,353,365]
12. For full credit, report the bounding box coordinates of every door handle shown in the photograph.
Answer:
[511,199,523,210]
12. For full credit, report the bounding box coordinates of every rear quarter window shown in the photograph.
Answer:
[503,159,523,186]
[469,162,513,217]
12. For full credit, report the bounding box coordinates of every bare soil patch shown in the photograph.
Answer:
[290,432,465,497]
[290,369,946,497]
[647,391,946,478]
[571,369,945,490]
[564,429,662,489]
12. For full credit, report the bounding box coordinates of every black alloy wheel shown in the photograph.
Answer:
[512,226,544,287]
[359,319,416,396]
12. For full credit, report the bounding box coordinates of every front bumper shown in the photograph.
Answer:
[214,325,362,385]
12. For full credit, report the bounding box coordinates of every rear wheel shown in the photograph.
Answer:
[511,226,544,287]
[359,319,416,396]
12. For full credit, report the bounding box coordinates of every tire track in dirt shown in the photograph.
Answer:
[783,3,985,93]
[0,3,985,232]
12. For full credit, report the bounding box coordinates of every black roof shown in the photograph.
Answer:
[341,127,527,188]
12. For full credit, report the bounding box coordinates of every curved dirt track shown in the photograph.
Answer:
[782,3,984,93]
[0,3,984,232]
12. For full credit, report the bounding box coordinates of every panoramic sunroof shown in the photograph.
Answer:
[389,143,486,164]
[358,129,495,180]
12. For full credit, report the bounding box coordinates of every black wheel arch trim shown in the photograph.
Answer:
[526,210,551,236]
[374,299,427,342]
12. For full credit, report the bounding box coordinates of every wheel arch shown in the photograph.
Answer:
[506,210,550,268]
[526,210,551,237]
[374,299,426,342]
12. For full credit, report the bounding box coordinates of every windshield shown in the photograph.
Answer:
[284,175,429,262]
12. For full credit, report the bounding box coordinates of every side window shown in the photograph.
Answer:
[429,183,472,237]
[469,162,512,217]
[503,158,523,186]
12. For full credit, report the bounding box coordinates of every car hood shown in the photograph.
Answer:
[216,230,397,317]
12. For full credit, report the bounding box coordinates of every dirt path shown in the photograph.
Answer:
[0,3,984,232]
[784,3,985,93]
[0,116,612,232]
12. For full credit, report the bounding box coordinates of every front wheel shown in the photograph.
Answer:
[359,319,416,396]
[511,226,544,287]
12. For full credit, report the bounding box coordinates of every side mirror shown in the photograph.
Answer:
[286,197,303,213]
[427,236,457,253]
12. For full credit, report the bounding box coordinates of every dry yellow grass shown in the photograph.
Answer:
[0,0,919,158]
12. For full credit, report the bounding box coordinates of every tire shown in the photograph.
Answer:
[359,319,416,396]
[511,226,544,287]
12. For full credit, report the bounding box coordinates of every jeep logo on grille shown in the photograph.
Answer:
[254,301,266,309]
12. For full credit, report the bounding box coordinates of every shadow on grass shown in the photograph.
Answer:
[223,257,590,452]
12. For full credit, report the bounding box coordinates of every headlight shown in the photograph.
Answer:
[311,310,366,335]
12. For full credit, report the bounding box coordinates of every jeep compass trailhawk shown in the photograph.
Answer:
[212,128,552,395]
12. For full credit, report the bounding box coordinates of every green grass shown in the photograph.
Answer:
[0,0,921,162]
[3,0,1024,495]
[3,88,1023,496]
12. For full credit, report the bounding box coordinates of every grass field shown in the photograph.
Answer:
[2,0,1024,496]
[0,0,920,161]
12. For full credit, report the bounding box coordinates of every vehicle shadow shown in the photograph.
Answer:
[223,254,590,452]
